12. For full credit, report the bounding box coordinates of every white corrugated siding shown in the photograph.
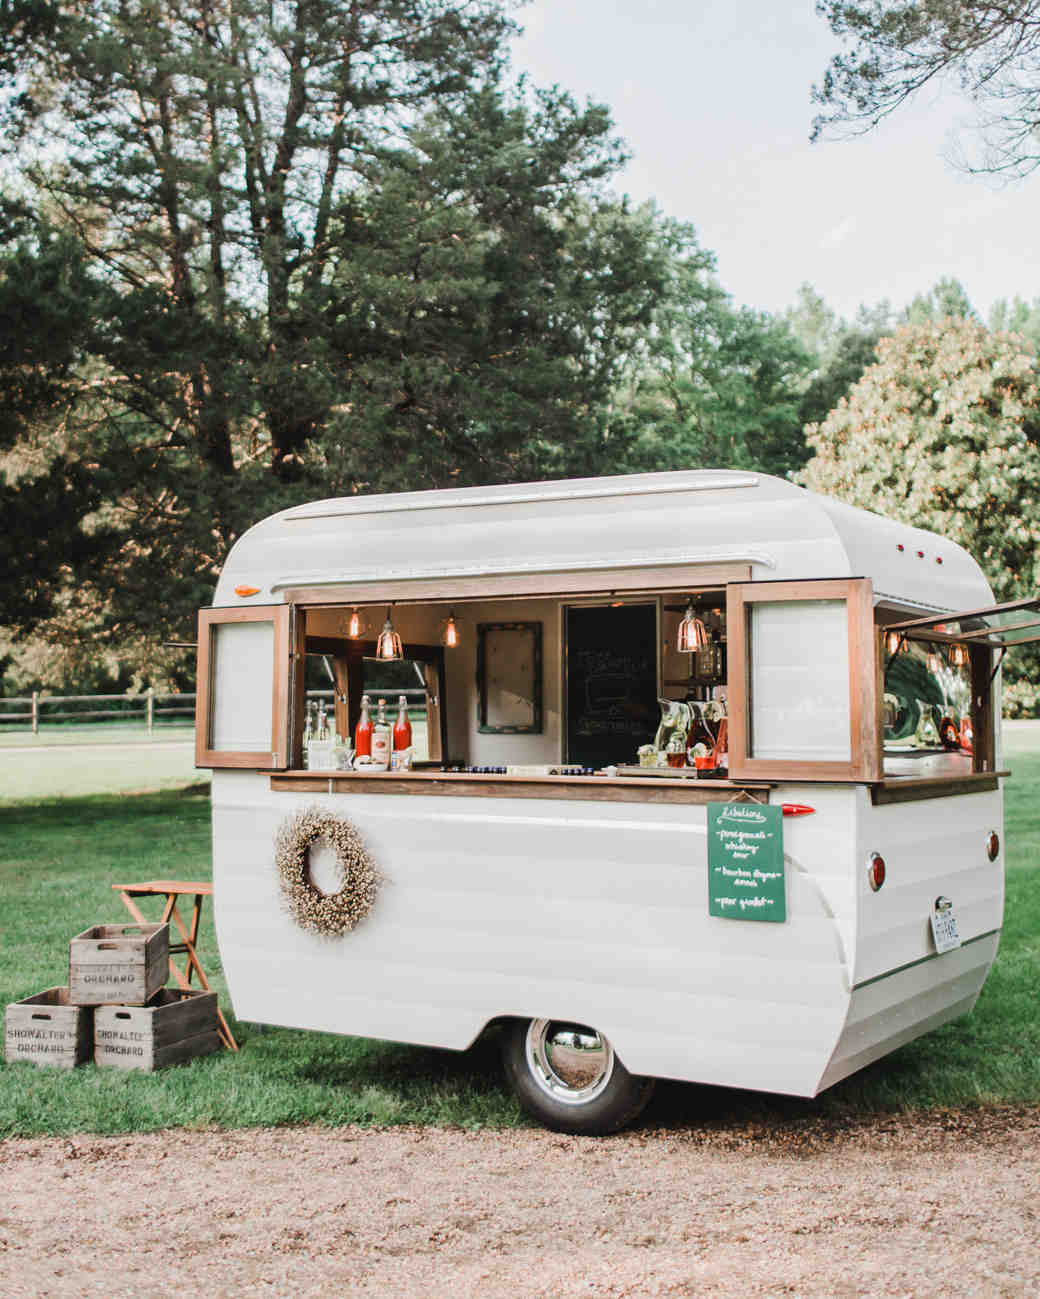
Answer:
[212,771,853,1096]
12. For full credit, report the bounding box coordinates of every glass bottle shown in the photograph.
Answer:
[393,695,412,751]
[371,698,392,769]
[355,694,373,757]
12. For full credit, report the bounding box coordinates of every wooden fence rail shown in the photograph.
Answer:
[0,687,427,735]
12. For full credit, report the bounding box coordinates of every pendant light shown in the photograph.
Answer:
[677,602,709,653]
[884,630,908,657]
[926,648,942,674]
[949,643,969,669]
[376,607,403,661]
[347,608,363,639]
[442,612,459,649]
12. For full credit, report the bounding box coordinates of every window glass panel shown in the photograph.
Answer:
[749,601,851,762]
[883,641,972,753]
[361,658,431,761]
[211,620,274,751]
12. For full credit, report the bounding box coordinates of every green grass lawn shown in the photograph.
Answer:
[0,726,205,804]
[0,731,1037,1137]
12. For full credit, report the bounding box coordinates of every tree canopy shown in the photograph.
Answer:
[0,0,684,669]
[801,314,1040,708]
[813,1,1040,176]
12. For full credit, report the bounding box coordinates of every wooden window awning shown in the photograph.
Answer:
[889,596,1040,649]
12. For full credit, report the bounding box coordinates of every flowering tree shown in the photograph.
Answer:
[801,316,1040,710]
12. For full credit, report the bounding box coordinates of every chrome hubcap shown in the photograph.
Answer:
[525,1019,615,1105]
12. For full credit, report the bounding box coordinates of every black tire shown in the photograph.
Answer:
[501,1017,655,1136]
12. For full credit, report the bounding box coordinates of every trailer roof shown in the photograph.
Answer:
[214,469,993,613]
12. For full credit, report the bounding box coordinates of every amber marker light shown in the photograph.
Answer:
[234,585,260,597]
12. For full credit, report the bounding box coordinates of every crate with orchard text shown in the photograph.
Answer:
[5,987,93,1069]
[94,989,222,1071]
[69,923,169,1006]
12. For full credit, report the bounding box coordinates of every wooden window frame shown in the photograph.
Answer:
[195,605,295,769]
[727,578,881,784]
[302,632,448,766]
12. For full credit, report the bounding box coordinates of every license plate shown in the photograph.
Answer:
[930,899,962,954]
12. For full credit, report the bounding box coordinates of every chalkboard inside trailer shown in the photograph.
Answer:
[707,803,786,923]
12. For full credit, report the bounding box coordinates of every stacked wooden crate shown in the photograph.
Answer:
[5,923,222,1071]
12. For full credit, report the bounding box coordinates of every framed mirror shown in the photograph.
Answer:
[477,622,543,734]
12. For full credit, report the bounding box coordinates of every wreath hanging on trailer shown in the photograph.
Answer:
[275,806,381,938]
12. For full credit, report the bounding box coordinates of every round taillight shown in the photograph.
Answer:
[987,831,1000,862]
[868,852,886,892]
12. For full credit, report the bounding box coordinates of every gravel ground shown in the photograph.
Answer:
[1,1108,1037,1298]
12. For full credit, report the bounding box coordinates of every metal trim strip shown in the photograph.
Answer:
[851,928,1000,992]
[269,548,777,592]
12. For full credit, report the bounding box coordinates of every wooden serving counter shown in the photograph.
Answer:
[270,769,773,806]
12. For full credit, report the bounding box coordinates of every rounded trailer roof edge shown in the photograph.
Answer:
[279,470,763,522]
[215,468,994,613]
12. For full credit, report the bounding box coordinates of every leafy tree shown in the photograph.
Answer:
[801,315,1040,710]
[0,0,684,671]
[813,1,1040,176]
[313,87,673,492]
[612,254,815,479]
[785,283,891,428]
[903,274,977,324]
[990,294,1040,351]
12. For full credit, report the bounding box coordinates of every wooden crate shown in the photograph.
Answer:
[94,989,222,1071]
[69,923,169,1006]
[5,987,93,1069]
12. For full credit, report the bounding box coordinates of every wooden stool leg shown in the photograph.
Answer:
[114,885,238,1052]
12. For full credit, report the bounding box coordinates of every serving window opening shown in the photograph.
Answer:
[881,634,976,776]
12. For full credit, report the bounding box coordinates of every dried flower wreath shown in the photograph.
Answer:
[274,806,380,938]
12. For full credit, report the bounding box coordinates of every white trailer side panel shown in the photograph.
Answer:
[212,772,856,1097]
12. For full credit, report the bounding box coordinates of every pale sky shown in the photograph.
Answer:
[509,0,1040,324]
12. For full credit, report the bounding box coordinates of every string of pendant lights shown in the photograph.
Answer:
[346,606,461,659]
[884,629,970,672]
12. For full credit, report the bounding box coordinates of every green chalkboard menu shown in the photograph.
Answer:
[707,803,786,923]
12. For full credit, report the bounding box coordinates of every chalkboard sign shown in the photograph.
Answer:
[565,603,658,769]
[707,803,786,923]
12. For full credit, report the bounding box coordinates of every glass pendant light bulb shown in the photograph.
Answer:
[348,608,362,639]
[443,613,459,648]
[950,644,968,669]
[376,607,402,661]
[677,602,708,653]
[885,630,902,656]
[926,648,941,674]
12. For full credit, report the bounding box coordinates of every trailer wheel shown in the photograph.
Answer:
[502,1018,655,1135]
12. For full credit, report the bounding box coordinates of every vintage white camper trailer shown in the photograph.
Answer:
[196,469,1036,1132]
